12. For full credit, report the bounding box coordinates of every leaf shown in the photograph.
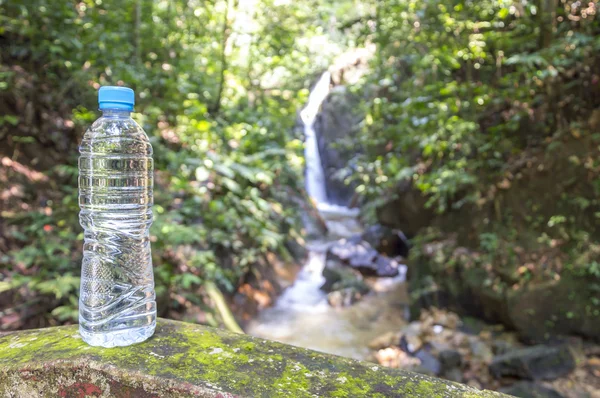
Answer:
[498,8,509,19]
[196,120,211,132]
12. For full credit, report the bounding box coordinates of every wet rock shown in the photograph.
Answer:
[285,238,308,263]
[312,86,362,206]
[499,382,565,398]
[346,234,363,245]
[370,256,403,277]
[327,239,372,262]
[348,247,379,268]
[327,287,366,307]
[299,205,328,239]
[285,191,327,239]
[439,350,463,372]
[321,260,362,292]
[326,239,401,277]
[489,344,576,380]
[321,257,369,307]
[413,349,442,376]
[361,224,410,257]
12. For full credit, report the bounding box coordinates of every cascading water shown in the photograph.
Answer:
[301,71,360,236]
[301,71,330,204]
[246,71,408,360]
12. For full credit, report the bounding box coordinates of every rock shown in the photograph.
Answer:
[327,239,376,263]
[489,344,576,380]
[375,179,434,237]
[413,349,442,376]
[326,239,401,277]
[469,338,494,364]
[499,382,566,398]
[438,350,463,372]
[285,191,327,239]
[320,262,344,292]
[427,308,460,330]
[327,290,344,308]
[299,204,328,239]
[321,258,369,305]
[321,260,362,292]
[411,365,438,377]
[374,347,422,369]
[362,224,410,257]
[442,367,464,383]
[332,278,370,294]
[409,236,600,342]
[563,336,586,366]
[368,331,400,350]
[346,233,363,245]
[399,322,423,353]
[327,287,366,307]
[492,340,516,356]
[371,255,403,277]
[284,238,308,263]
[460,316,490,335]
[400,334,423,355]
[505,275,600,342]
[428,340,451,353]
[348,247,379,268]
[312,86,363,206]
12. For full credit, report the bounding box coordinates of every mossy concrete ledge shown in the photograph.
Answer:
[0,319,507,397]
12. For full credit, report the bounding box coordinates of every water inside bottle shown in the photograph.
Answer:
[78,110,156,347]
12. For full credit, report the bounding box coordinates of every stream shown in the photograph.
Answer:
[246,231,409,360]
[246,71,410,361]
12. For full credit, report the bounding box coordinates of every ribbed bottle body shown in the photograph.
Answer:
[78,111,156,347]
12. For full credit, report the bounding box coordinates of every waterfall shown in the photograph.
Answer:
[246,74,409,357]
[301,71,359,222]
[301,71,331,204]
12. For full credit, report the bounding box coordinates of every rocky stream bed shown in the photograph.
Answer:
[249,222,600,398]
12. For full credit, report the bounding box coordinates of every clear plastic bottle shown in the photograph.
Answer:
[78,86,156,347]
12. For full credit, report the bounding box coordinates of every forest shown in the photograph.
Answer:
[1,0,599,396]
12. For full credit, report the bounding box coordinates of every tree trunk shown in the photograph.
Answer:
[134,0,142,66]
[538,0,557,49]
[205,281,244,334]
[211,0,237,115]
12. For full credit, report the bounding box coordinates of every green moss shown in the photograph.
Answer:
[272,360,310,395]
[328,372,376,397]
[0,319,509,397]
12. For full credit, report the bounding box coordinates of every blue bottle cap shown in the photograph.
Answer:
[98,86,135,111]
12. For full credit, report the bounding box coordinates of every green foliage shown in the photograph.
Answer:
[349,0,600,215]
[0,0,343,326]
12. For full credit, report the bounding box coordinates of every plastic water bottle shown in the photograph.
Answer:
[78,86,156,347]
